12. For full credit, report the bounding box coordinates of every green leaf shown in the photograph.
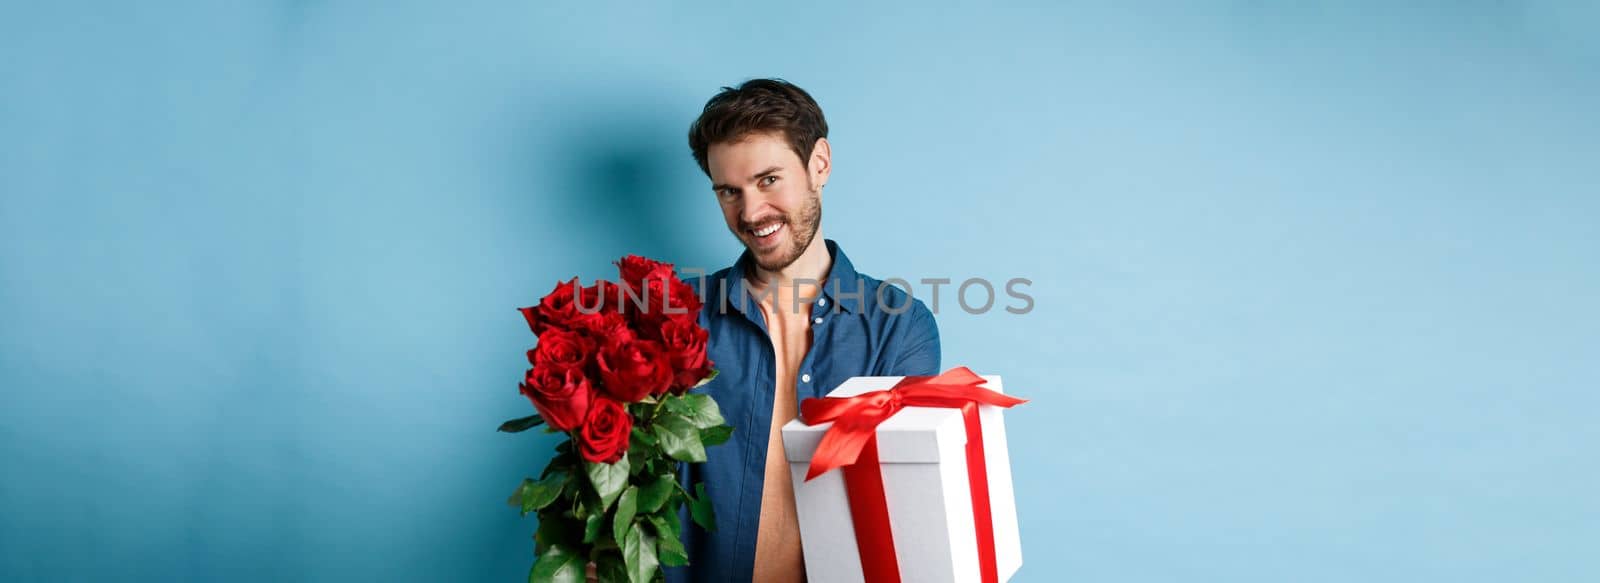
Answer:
[520,472,565,516]
[629,427,659,448]
[662,395,690,415]
[528,543,584,583]
[657,503,682,539]
[666,394,725,429]
[642,456,670,480]
[636,474,673,514]
[648,514,689,567]
[541,452,578,478]
[580,484,605,521]
[626,431,656,475]
[595,552,628,583]
[612,486,638,550]
[498,413,545,433]
[535,512,579,552]
[699,424,734,447]
[689,482,716,531]
[507,479,532,508]
[621,522,659,583]
[586,456,631,513]
[693,369,719,388]
[652,414,706,463]
[582,511,604,544]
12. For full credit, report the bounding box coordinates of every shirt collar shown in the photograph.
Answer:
[720,238,864,318]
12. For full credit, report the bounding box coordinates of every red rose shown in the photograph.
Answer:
[633,275,703,336]
[577,279,622,314]
[616,255,675,291]
[664,276,703,321]
[518,278,582,336]
[595,332,673,402]
[519,366,593,432]
[577,397,632,464]
[528,327,593,373]
[658,318,712,392]
[581,311,630,339]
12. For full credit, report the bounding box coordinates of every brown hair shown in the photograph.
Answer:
[688,78,829,177]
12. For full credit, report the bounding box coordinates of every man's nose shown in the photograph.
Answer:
[739,195,772,223]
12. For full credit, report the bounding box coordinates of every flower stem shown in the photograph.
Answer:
[649,393,668,423]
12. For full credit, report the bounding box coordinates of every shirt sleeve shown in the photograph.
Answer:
[885,298,941,376]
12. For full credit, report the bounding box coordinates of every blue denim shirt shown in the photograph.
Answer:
[664,239,940,583]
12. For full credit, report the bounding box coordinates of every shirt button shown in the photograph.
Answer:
[813,317,823,324]
[818,298,827,307]
[801,373,811,383]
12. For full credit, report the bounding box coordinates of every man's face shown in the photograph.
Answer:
[707,132,826,272]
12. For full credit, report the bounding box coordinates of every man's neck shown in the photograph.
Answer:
[750,233,831,288]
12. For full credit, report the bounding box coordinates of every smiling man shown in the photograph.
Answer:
[666,79,941,583]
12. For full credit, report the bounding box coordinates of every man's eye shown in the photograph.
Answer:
[760,176,778,186]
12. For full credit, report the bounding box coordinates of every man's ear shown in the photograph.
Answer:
[809,137,832,189]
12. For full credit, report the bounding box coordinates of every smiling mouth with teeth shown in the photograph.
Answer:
[749,222,783,239]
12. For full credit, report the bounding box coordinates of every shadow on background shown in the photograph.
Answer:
[476,91,725,579]
[517,95,724,273]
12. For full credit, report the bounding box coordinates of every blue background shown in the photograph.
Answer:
[4,1,1598,581]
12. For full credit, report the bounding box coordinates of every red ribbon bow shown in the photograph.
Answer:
[800,366,1027,583]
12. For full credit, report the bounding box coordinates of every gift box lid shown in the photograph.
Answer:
[781,375,1004,465]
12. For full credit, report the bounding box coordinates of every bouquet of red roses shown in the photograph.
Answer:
[499,255,730,583]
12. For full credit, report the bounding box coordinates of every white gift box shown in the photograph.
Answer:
[780,375,1022,583]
